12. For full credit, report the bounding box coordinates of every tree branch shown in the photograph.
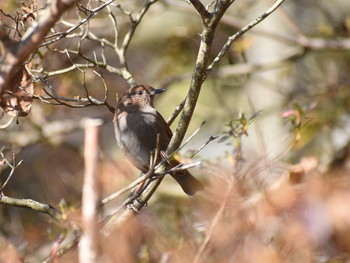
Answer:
[79,119,102,263]
[207,0,286,74]
[167,0,232,153]
[116,0,158,86]
[40,0,116,47]
[0,194,62,221]
[188,0,210,20]
[0,0,77,94]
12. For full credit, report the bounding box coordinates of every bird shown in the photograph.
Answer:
[113,85,204,195]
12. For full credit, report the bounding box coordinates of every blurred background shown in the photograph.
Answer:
[1,0,350,262]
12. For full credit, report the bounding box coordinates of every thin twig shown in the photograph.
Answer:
[166,98,186,126]
[31,63,95,80]
[158,161,202,175]
[116,0,158,86]
[100,170,155,206]
[0,116,15,129]
[42,226,81,263]
[37,78,114,113]
[190,135,218,158]
[207,0,286,74]
[0,148,23,190]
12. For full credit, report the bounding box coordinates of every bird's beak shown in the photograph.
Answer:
[151,89,166,96]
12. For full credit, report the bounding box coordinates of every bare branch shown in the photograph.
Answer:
[120,0,158,52]
[79,118,102,263]
[188,0,210,21]
[30,0,159,91]
[0,148,23,190]
[190,135,218,158]
[0,194,62,221]
[31,63,95,79]
[167,0,232,154]
[42,226,81,263]
[207,0,286,74]
[158,161,202,175]
[0,0,77,94]
[35,74,115,113]
[166,98,186,126]
[40,0,116,47]
[115,0,158,86]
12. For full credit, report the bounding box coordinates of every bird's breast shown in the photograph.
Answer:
[114,110,168,170]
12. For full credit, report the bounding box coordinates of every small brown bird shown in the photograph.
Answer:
[113,85,204,195]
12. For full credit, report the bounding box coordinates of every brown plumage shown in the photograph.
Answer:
[113,85,204,195]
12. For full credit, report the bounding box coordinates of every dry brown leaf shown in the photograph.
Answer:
[0,65,34,117]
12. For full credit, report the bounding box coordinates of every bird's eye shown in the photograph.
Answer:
[136,90,142,95]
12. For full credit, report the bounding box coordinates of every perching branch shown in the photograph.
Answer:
[102,121,207,232]
[167,0,232,154]
[101,122,207,208]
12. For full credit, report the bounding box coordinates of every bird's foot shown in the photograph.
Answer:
[126,203,140,212]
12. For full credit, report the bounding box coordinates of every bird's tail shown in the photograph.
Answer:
[170,168,204,196]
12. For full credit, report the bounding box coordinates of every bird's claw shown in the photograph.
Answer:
[127,203,140,212]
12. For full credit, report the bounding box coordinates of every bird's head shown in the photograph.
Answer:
[119,85,166,111]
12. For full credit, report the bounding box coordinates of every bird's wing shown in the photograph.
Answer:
[156,111,173,139]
